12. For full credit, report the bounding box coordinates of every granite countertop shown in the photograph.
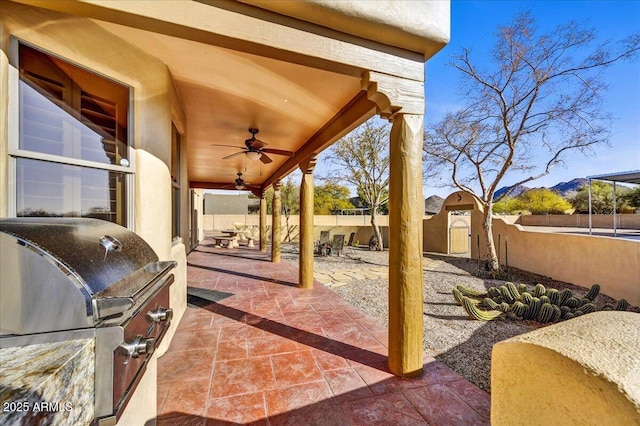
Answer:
[0,337,95,426]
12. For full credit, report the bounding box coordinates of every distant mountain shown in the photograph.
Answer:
[550,178,588,197]
[436,177,625,203]
[494,184,530,200]
[493,178,588,200]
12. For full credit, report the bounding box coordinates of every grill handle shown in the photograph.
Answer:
[131,260,178,300]
[147,307,173,323]
[120,335,155,359]
[94,297,134,319]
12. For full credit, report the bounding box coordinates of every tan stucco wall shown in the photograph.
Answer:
[492,218,640,305]
[194,189,205,244]
[492,311,640,425]
[0,1,186,252]
[519,213,640,229]
[205,213,391,230]
[0,3,188,424]
[423,192,639,305]
[171,91,190,250]
[202,214,392,246]
[135,150,172,257]
[0,49,8,218]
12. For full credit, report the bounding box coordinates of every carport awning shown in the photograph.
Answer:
[586,169,640,236]
[587,170,640,184]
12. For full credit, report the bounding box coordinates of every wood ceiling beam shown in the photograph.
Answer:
[262,90,376,190]
[189,181,236,190]
[190,181,264,198]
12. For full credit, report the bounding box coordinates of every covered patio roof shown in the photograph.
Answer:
[17,0,447,192]
[7,0,450,382]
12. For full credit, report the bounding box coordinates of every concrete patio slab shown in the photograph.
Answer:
[156,243,490,425]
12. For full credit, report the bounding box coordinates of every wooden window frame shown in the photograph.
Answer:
[8,38,134,228]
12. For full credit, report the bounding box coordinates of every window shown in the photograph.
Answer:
[13,43,131,226]
[171,123,181,240]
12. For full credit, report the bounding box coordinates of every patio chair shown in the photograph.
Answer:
[347,232,355,246]
[346,232,357,257]
[332,234,345,257]
[317,230,331,255]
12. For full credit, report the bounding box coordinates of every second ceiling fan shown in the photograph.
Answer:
[214,128,294,164]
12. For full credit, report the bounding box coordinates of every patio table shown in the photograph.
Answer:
[221,229,241,247]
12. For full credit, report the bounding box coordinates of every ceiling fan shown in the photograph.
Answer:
[228,172,257,191]
[212,128,294,164]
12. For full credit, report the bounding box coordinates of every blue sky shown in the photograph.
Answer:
[422,0,640,198]
[218,1,639,200]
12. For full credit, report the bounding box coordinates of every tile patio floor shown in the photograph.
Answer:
[156,242,490,425]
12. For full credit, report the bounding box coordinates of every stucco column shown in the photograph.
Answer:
[388,113,424,377]
[271,181,282,262]
[259,194,267,252]
[299,156,317,289]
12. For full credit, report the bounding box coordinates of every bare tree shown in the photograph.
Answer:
[424,12,639,274]
[325,120,390,250]
[280,178,299,242]
[263,178,299,242]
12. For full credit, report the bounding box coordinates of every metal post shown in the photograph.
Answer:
[589,179,593,235]
[505,236,509,279]
[613,181,617,237]
[477,234,480,273]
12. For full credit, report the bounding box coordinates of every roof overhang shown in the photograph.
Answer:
[9,0,449,193]
[236,0,450,59]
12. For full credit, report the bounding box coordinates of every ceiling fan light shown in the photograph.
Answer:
[246,151,262,161]
[235,184,244,190]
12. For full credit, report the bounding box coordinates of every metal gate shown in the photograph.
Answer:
[449,220,470,254]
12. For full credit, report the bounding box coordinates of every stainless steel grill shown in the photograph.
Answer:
[0,218,176,425]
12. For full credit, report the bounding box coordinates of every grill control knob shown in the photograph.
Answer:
[147,307,174,323]
[120,336,155,359]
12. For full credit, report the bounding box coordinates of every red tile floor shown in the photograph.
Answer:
[157,243,490,425]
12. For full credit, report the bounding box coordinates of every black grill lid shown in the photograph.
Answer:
[0,217,159,295]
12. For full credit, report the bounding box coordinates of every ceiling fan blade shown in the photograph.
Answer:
[222,151,246,160]
[211,144,243,149]
[261,148,294,157]
[260,153,274,164]
[249,138,267,149]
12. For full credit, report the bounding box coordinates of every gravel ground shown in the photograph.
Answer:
[280,244,625,393]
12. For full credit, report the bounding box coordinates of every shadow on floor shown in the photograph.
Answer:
[193,247,274,263]
[152,290,489,425]
[155,244,491,425]
[186,292,388,369]
[188,262,299,288]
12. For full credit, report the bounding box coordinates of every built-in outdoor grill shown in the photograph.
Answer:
[0,218,176,425]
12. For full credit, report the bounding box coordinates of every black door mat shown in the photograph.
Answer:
[187,287,234,307]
